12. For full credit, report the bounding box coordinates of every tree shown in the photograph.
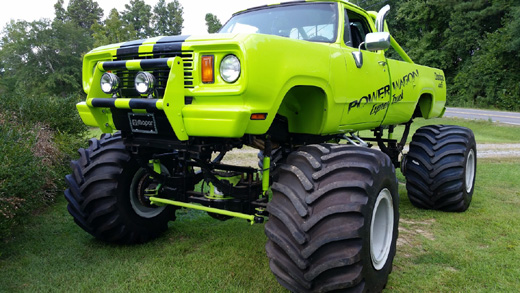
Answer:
[452,5,520,110]
[205,13,222,33]
[0,19,89,97]
[152,0,184,36]
[64,0,103,32]
[54,0,67,22]
[122,0,153,38]
[92,9,137,47]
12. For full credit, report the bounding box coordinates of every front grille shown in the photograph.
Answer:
[113,50,195,98]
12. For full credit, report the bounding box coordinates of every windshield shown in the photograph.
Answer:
[220,3,338,43]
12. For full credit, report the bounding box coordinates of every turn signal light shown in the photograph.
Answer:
[201,55,214,83]
[250,113,267,120]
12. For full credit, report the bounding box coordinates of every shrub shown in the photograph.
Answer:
[0,93,88,240]
[0,94,87,135]
[0,114,49,239]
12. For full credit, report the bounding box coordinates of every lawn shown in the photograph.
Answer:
[358,117,520,144]
[1,118,519,292]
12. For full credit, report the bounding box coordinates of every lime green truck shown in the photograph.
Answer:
[65,1,477,291]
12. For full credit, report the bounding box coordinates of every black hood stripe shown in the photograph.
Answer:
[116,35,190,60]
[156,35,190,43]
[153,35,190,56]
[116,47,140,59]
[153,43,183,54]
[120,39,146,48]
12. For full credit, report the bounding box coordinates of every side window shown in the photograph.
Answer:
[344,10,372,49]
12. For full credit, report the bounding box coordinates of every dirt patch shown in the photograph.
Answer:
[397,218,436,249]
[473,143,520,158]
[217,147,260,168]
[32,124,61,167]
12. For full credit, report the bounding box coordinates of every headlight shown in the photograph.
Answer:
[135,72,156,95]
[100,73,120,94]
[220,55,241,83]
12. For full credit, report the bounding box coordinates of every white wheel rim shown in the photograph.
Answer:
[465,149,476,193]
[370,188,394,271]
[130,168,167,218]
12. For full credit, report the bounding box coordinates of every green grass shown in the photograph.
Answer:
[388,158,520,291]
[0,205,281,292]
[1,159,519,292]
[358,117,520,144]
[1,118,519,292]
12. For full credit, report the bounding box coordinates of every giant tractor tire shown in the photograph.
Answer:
[64,133,176,244]
[265,144,399,292]
[404,125,476,212]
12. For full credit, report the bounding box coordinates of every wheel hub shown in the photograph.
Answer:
[370,188,394,271]
[130,168,167,218]
[465,149,476,193]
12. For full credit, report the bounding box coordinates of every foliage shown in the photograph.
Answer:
[121,0,153,39]
[102,0,184,45]
[0,115,46,240]
[63,0,103,32]
[0,90,87,240]
[205,13,222,33]
[0,93,87,135]
[153,0,184,36]
[452,5,520,110]
[0,109,84,241]
[0,1,96,98]
[92,9,137,47]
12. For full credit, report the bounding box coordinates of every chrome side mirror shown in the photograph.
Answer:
[352,32,391,68]
[352,42,365,68]
[375,4,390,33]
[365,32,391,51]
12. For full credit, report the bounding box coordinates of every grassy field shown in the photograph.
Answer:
[1,118,519,292]
[358,117,520,144]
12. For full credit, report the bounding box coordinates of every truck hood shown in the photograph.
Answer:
[88,34,241,54]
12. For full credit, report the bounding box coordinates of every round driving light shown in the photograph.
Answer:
[100,73,120,94]
[135,72,156,94]
[220,55,241,83]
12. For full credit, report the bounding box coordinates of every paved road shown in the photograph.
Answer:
[444,107,520,126]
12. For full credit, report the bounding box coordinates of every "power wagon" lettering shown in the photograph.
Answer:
[348,84,390,113]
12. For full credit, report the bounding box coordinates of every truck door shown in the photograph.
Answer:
[381,59,423,125]
[338,8,391,129]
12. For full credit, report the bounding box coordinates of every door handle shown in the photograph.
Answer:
[378,61,387,66]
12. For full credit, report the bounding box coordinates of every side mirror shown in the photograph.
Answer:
[365,32,391,51]
[375,5,390,33]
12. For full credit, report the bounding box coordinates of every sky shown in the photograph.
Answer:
[0,0,283,35]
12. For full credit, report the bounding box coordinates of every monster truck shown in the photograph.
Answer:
[65,1,477,291]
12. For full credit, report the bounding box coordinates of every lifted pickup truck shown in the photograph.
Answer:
[65,1,477,291]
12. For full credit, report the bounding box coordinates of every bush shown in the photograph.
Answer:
[0,93,88,240]
[0,94,88,135]
[0,115,49,239]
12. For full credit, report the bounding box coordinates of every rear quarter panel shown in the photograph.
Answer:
[383,59,446,125]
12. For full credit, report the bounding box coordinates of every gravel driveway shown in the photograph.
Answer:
[222,143,520,167]
[473,143,520,158]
